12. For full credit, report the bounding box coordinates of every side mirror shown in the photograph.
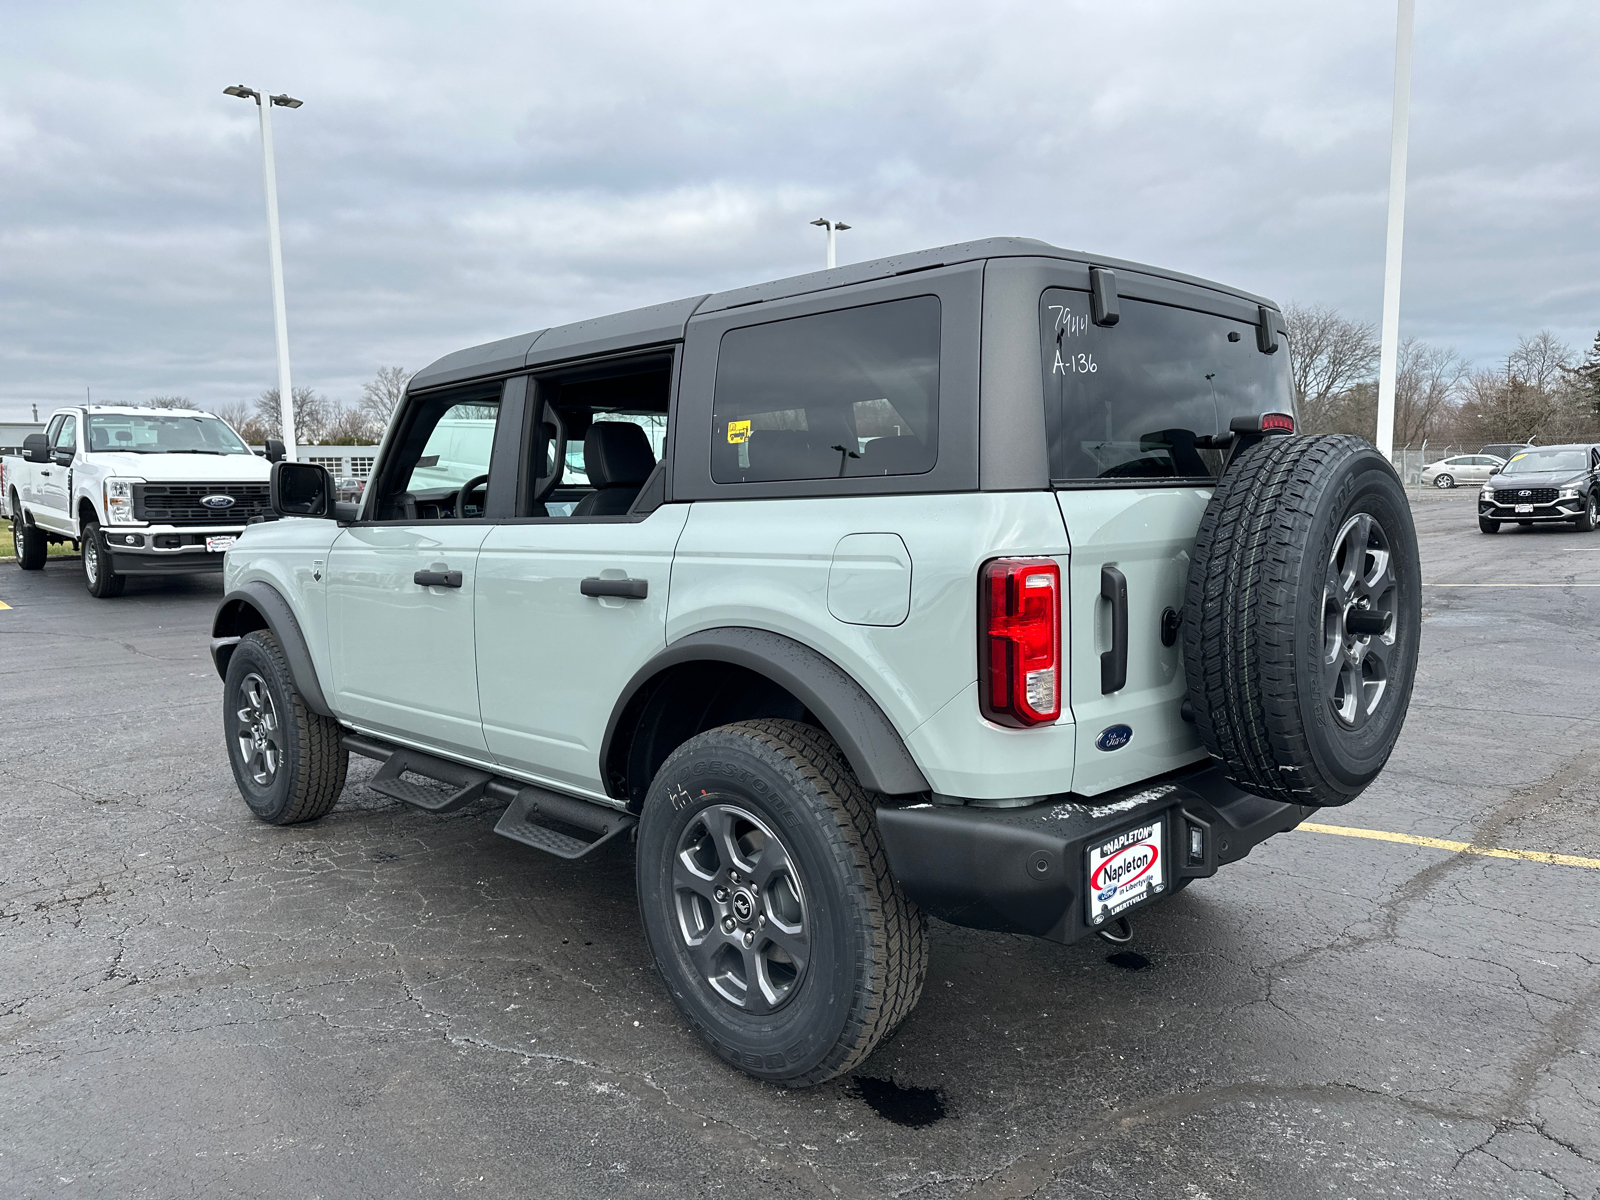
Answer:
[22,434,49,463]
[53,447,76,466]
[271,461,333,518]
[263,438,286,463]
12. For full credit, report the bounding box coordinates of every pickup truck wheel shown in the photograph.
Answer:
[81,522,125,598]
[1183,435,1421,808]
[11,507,47,570]
[223,630,348,825]
[636,719,928,1087]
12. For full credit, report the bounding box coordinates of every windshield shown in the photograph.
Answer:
[86,414,252,455]
[1040,291,1293,482]
[1503,449,1587,474]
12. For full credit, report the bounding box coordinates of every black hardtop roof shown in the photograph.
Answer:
[410,236,1281,392]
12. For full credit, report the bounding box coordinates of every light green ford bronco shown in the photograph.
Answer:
[212,238,1420,1085]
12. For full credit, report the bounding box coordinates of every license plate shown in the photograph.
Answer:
[206,536,237,553]
[1086,819,1166,927]
[1515,504,1534,514]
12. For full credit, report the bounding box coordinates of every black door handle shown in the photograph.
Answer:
[580,577,648,600]
[1101,564,1128,694]
[414,569,462,588]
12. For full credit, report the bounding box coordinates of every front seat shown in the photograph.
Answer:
[571,422,656,516]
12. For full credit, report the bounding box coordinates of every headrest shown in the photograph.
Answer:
[584,421,655,489]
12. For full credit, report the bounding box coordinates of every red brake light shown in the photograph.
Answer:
[980,557,1061,727]
[1261,412,1294,433]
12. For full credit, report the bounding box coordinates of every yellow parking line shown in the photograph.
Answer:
[0,599,10,610]
[1300,822,1600,871]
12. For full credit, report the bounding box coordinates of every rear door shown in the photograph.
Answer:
[326,385,507,759]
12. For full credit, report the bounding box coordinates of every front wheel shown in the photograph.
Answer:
[637,719,927,1086]
[1575,493,1599,533]
[1479,517,1500,533]
[223,630,348,824]
[81,522,125,598]
[1433,474,1454,489]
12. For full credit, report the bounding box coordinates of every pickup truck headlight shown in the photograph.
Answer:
[1558,487,1581,500]
[104,478,141,525]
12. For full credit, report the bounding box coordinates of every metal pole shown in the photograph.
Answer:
[1375,0,1414,462]
[826,222,837,270]
[257,97,298,461]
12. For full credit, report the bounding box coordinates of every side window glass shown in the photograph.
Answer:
[404,401,499,495]
[376,392,502,521]
[711,296,940,484]
[53,416,77,451]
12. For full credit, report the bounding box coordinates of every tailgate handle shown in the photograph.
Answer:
[414,569,463,589]
[1100,565,1128,694]
[581,577,648,600]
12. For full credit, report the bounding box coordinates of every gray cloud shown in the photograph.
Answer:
[2,0,1596,421]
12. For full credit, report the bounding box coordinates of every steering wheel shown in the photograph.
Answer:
[457,474,490,518]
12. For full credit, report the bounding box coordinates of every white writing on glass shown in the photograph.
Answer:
[1052,349,1097,375]
[1049,305,1090,337]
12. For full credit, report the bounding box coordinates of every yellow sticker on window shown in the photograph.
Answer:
[727,420,752,444]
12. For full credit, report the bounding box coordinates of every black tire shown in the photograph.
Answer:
[1433,473,1454,489]
[11,507,47,570]
[223,630,348,825]
[1575,493,1598,533]
[636,719,928,1087]
[1183,435,1421,808]
[1479,517,1500,533]
[81,521,125,598]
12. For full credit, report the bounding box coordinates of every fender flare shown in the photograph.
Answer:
[210,580,334,717]
[602,627,930,798]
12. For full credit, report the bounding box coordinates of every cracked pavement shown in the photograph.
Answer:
[2,487,1597,1199]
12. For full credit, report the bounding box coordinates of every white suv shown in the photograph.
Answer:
[210,238,1421,1085]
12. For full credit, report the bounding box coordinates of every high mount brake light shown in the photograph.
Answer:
[980,558,1061,727]
[1260,412,1295,434]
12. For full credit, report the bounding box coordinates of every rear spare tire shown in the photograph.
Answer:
[1183,435,1420,807]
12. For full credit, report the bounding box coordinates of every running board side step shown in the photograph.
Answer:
[340,733,635,858]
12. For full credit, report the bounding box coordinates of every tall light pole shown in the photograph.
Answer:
[810,217,851,270]
[225,84,303,462]
[1374,0,1414,462]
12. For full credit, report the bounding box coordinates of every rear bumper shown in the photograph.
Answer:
[876,763,1316,944]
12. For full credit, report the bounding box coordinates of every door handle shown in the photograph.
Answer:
[414,569,463,588]
[580,577,648,600]
[1100,564,1128,694]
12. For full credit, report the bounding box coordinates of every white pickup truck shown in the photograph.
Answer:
[3,405,279,597]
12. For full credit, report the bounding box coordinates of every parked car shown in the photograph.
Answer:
[1479,443,1600,533]
[1421,453,1504,489]
[3,405,281,596]
[210,237,1421,1086]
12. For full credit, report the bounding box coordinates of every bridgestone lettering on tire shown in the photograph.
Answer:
[223,630,348,824]
[636,719,928,1087]
[1182,435,1421,808]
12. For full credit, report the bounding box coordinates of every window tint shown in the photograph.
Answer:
[1040,290,1293,482]
[712,296,940,483]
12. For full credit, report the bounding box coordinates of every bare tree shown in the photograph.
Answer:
[359,366,412,428]
[256,386,334,445]
[144,395,195,410]
[319,406,384,445]
[1507,331,1573,396]
[209,400,270,444]
[1282,303,1380,434]
[1393,337,1469,446]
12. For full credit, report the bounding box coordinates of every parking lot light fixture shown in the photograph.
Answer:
[810,217,851,269]
[225,83,301,462]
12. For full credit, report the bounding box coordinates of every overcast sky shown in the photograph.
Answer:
[2,0,1595,423]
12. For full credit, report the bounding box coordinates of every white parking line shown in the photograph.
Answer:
[1424,582,1600,587]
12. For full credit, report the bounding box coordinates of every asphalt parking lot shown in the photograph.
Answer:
[3,487,1598,1200]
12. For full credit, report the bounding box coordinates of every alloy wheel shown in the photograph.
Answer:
[235,672,282,786]
[672,803,809,1014]
[1322,513,1400,730]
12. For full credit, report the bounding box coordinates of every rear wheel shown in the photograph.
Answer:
[223,630,348,824]
[11,506,47,569]
[81,521,125,598]
[637,719,927,1086]
[1183,435,1421,808]
[1433,473,1454,489]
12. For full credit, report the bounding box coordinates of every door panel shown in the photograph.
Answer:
[475,505,689,796]
[37,415,76,531]
[326,524,493,756]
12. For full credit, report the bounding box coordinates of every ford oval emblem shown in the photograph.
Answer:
[201,494,236,509]
[1096,724,1133,752]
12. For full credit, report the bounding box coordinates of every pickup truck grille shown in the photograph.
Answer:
[133,482,271,525]
[1492,488,1558,505]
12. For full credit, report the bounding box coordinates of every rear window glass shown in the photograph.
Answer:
[1040,290,1292,483]
[712,296,939,483]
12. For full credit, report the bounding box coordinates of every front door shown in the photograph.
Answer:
[325,388,506,759]
[36,414,76,532]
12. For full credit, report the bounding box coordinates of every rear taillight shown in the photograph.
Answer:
[1261,412,1294,433]
[980,557,1061,727]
